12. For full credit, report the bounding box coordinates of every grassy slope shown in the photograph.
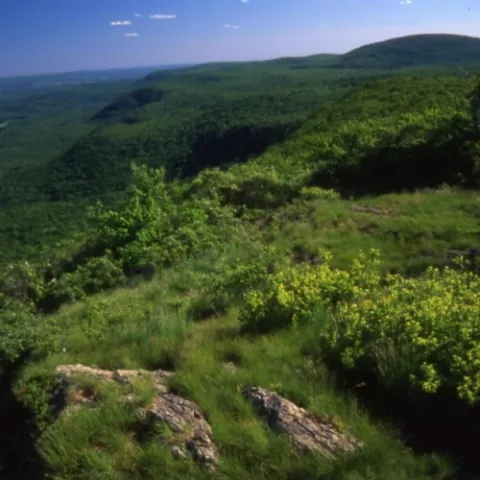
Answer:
[41,65,377,200]
[18,186,479,478]
[28,261,452,480]
[261,188,480,275]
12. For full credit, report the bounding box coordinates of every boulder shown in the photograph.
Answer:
[140,393,219,471]
[243,386,363,459]
[53,364,218,471]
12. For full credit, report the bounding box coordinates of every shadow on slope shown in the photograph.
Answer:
[311,116,479,197]
[183,123,298,176]
[323,359,480,478]
[90,87,166,123]
[0,357,45,480]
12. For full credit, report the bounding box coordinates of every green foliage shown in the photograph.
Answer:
[1,55,479,268]
[91,86,166,122]
[326,261,480,405]
[467,74,480,138]
[240,250,380,333]
[28,61,384,201]
[195,244,290,318]
[14,371,57,430]
[46,254,126,305]
[0,79,137,187]
[0,260,45,306]
[0,296,37,373]
[299,186,340,201]
[240,245,480,405]
[90,164,173,270]
[0,261,44,372]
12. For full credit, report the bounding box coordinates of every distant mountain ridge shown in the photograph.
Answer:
[335,33,480,69]
[0,64,192,97]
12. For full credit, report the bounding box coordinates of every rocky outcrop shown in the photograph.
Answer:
[351,205,391,216]
[140,394,218,471]
[54,364,172,393]
[53,364,219,471]
[243,386,363,459]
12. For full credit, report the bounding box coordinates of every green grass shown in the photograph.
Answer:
[33,280,190,372]
[9,183,477,478]
[259,187,480,272]
[26,273,454,479]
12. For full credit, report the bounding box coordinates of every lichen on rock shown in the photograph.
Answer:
[243,386,363,459]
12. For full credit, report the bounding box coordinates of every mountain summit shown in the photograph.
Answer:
[335,33,480,69]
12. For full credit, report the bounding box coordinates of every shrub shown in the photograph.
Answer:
[0,261,45,306]
[14,371,57,430]
[45,253,125,305]
[299,186,340,201]
[325,265,480,405]
[0,296,38,373]
[209,244,290,307]
[240,248,480,405]
[239,250,381,333]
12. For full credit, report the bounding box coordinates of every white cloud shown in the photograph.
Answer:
[240,0,249,3]
[149,14,176,20]
[125,32,139,37]
[399,0,413,4]
[134,13,143,18]
[110,20,132,26]
[224,24,240,29]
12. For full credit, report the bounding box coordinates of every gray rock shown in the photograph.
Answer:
[243,386,363,459]
[140,393,219,471]
[53,364,218,470]
[350,205,391,216]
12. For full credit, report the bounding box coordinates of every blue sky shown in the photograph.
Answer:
[1,0,479,76]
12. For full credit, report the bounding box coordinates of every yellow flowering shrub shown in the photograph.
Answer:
[241,249,480,404]
[240,249,381,332]
[328,265,480,404]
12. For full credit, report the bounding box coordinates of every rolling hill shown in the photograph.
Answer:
[14,64,380,202]
[335,33,480,69]
[0,64,190,98]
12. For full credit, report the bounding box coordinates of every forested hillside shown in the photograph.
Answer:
[335,33,480,69]
[3,34,480,480]
[0,57,384,264]
[27,66,379,201]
